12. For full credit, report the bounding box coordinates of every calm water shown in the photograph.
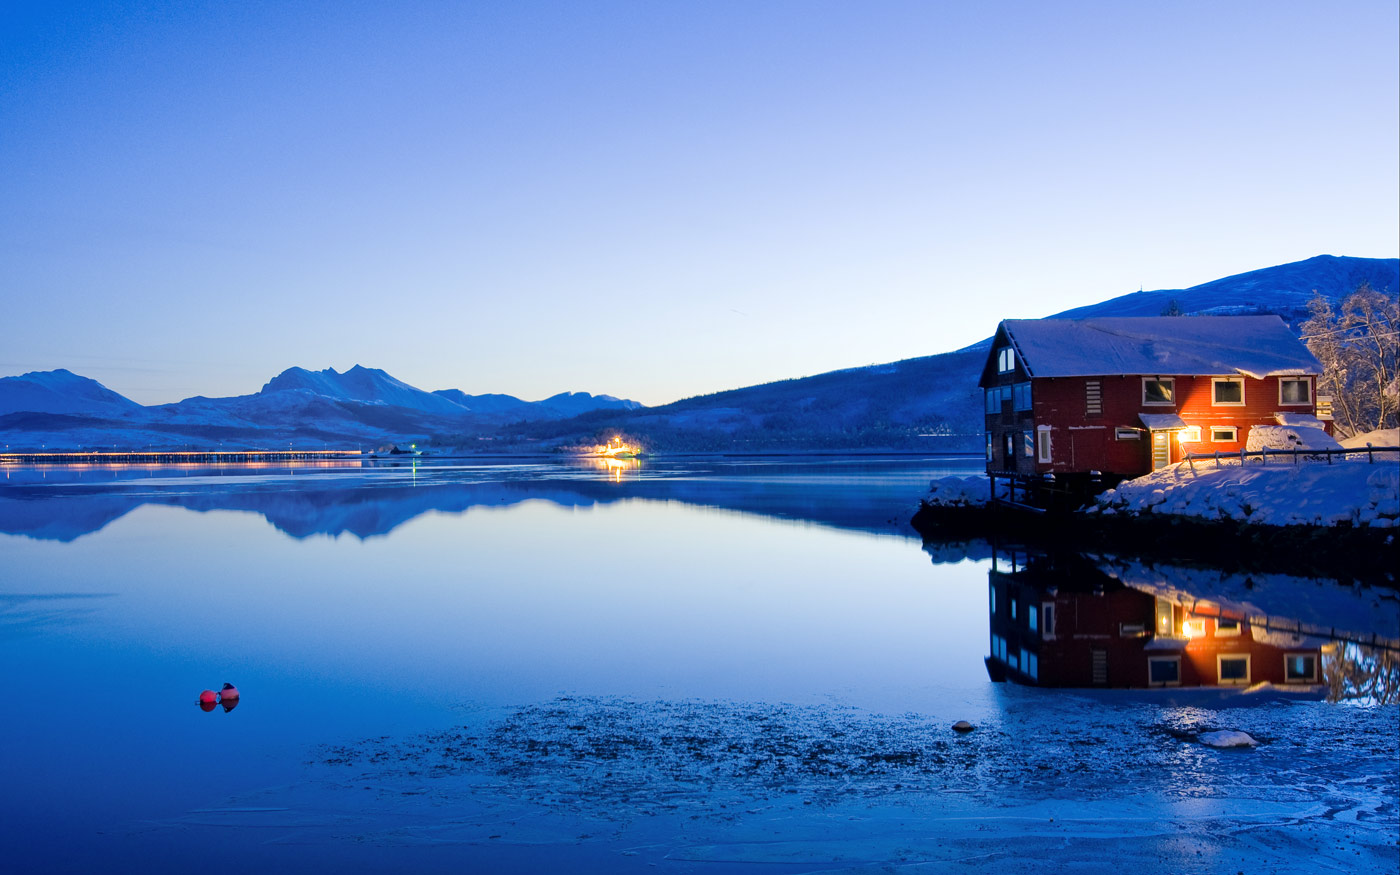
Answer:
[1,456,1395,873]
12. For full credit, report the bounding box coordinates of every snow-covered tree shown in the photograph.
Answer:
[1300,282,1399,437]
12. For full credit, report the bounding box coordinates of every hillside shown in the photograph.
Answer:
[482,255,1398,454]
[4,255,1395,453]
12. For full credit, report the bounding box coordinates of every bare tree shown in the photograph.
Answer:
[1300,281,1399,437]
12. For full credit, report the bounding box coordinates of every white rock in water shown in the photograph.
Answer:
[1199,730,1258,748]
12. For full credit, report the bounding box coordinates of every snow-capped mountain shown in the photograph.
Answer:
[261,365,469,417]
[0,368,144,418]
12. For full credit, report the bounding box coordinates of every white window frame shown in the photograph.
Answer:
[1214,617,1241,638]
[1212,377,1245,407]
[1142,377,1176,406]
[1041,602,1056,640]
[1115,427,1143,441]
[1036,426,1052,463]
[997,347,1015,373]
[1210,426,1238,442]
[1283,653,1317,684]
[1217,654,1251,685]
[1148,656,1181,687]
[1279,377,1312,406]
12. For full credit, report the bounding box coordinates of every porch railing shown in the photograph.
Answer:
[1184,444,1399,469]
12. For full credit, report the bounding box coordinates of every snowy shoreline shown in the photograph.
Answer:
[914,457,1399,580]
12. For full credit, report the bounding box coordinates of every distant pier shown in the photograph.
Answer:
[0,450,364,465]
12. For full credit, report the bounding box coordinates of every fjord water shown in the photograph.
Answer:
[0,457,990,869]
[2,457,1395,873]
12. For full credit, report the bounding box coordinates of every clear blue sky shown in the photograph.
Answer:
[3,0,1396,406]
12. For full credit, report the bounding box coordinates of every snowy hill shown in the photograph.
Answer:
[0,369,144,418]
[1049,255,1397,326]
[2,255,1392,452]
[499,255,1396,453]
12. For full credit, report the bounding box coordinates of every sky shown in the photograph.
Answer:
[2,1,1397,407]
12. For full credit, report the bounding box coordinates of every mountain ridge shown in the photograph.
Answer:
[3,254,1395,452]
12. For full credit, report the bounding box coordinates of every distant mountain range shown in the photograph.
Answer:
[2,254,1395,453]
[0,364,639,450]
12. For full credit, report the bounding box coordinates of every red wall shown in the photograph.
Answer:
[1022,374,1320,477]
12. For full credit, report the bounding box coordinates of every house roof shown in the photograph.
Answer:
[1000,316,1322,379]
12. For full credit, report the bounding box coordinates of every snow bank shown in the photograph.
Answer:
[1341,427,1400,449]
[924,474,996,507]
[1091,457,1400,529]
[1198,730,1258,748]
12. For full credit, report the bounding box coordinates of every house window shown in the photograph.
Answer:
[989,583,996,614]
[1115,427,1143,441]
[1142,378,1175,405]
[1183,618,1206,638]
[998,347,1015,373]
[1155,598,1174,636]
[1218,655,1251,685]
[1026,651,1039,681]
[1004,433,1015,460]
[1013,382,1032,411]
[1008,648,1020,671]
[1041,603,1055,639]
[1215,618,1241,638]
[1023,432,1035,458]
[985,432,993,461]
[984,387,1006,414]
[1028,604,1039,632]
[1212,378,1245,406]
[1284,654,1317,683]
[1210,426,1237,442]
[1148,657,1181,686]
[1177,426,1200,443]
[1036,426,1052,463]
[1280,378,1312,405]
[1011,599,1017,620]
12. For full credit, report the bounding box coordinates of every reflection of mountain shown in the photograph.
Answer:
[981,550,1398,694]
[0,462,930,543]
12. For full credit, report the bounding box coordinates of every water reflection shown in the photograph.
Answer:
[0,456,973,542]
[978,548,1400,697]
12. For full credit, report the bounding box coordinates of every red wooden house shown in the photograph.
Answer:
[979,316,1328,487]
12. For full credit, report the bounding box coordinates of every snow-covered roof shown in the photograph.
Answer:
[1001,316,1322,379]
[1273,412,1326,429]
[1139,413,1187,430]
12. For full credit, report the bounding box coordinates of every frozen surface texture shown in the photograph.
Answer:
[150,694,1400,873]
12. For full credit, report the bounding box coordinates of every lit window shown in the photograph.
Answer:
[1028,604,1039,632]
[1036,427,1052,463]
[1284,654,1316,683]
[1115,427,1143,441]
[1210,426,1237,442]
[1148,657,1180,686]
[1279,378,1312,405]
[1011,599,1017,620]
[1177,426,1200,443]
[1212,378,1244,406]
[998,347,1016,373]
[1218,655,1250,685]
[1183,618,1206,638]
[1143,378,1175,405]
[989,584,996,614]
[1023,432,1035,458]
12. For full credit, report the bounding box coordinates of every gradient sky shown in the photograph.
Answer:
[3,1,1397,406]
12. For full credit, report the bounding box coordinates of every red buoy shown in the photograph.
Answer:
[199,689,217,705]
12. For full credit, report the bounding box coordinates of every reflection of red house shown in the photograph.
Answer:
[979,316,1328,485]
[987,556,1323,690]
